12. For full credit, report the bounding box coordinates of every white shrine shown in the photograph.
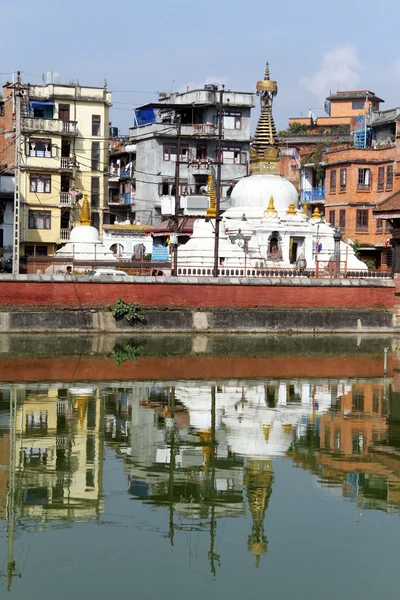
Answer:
[177,64,367,274]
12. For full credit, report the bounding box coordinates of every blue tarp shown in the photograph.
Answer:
[135,107,155,126]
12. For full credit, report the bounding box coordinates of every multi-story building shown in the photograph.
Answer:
[289,89,383,135]
[107,137,136,224]
[129,85,255,225]
[0,76,111,258]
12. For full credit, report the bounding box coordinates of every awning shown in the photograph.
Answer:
[152,217,196,237]
[29,100,55,108]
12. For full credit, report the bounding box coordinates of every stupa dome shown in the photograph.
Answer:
[70,225,100,243]
[229,174,298,216]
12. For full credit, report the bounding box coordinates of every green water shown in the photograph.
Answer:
[0,335,399,599]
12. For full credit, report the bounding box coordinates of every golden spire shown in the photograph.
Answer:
[312,207,322,219]
[264,196,279,219]
[250,62,279,175]
[206,174,217,218]
[286,203,297,215]
[80,194,91,226]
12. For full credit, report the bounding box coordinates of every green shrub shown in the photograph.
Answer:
[109,298,146,325]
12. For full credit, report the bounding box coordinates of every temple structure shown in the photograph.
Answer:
[54,195,117,262]
[177,64,367,273]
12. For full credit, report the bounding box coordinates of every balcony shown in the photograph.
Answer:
[59,192,73,207]
[21,117,78,136]
[301,186,326,203]
[60,157,73,170]
[119,193,132,205]
[59,228,70,242]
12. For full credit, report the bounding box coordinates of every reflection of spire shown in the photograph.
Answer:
[80,194,91,226]
[251,62,279,175]
[244,459,274,567]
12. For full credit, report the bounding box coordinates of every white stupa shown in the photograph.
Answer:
[55,195,117,261]
[177,63,367,273]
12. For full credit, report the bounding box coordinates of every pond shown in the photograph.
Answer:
[0,334,399,599]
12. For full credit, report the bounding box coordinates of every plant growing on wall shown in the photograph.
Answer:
[109,298,146,325]
[300,145,325,185]
[109,340,144,365]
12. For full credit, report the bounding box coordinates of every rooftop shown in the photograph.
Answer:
[373,190,400,216]
[326,90,384,102]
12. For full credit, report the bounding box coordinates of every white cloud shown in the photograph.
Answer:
[178,75,229,93]
[300,43,363,100]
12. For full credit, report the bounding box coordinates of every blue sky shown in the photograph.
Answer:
[3,0,399,134]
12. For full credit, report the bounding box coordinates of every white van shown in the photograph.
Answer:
[87,269,129,278]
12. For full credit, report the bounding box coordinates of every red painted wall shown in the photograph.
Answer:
[0,281,395,309]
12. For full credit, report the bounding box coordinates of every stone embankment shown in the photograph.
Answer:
[0,274,398,333]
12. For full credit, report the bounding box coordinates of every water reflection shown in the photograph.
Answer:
[0,364,399,589]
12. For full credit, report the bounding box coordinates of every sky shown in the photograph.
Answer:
[2,0,400,135]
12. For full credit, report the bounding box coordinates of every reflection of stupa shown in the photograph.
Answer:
[244,459,274,567]
[55,195,117,261]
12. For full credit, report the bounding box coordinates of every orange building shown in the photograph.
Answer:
[289,90,383,134]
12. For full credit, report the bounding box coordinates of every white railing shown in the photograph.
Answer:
[60,157,72,169]
[62,120,77,134]
[59,192,71,205]
[59,228,70,241]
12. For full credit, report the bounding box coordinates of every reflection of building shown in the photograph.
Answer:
[15,386,104,521]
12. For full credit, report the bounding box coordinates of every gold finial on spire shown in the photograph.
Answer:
[286,203,297,215]
[80,194,91,226]
[264,195,279,219]
[251,62,280,175]
[206,173,217,217]
[312,207,322,219]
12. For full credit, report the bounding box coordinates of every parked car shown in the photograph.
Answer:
[87,269,129,278]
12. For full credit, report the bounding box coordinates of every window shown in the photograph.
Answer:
[58,104,70,122]
[357,168,371,189]
[386,165,394,190]
[92,115,101,136]
[377,167,385,191]
[376,219,383,232]
[25,245,48,256]
[353,390,365,412]
[352,432,365,454]
[91,177,100,208]
[356,209,369,232]
[339,209,346,230]
[329,210,335,227]
[223,111,242,130]
[0,103,4,117]
[330,169,336,192]
[163,144,177,161]
[196,145,207,161]
[158,178,187,196]
[61,140,70,158]
[30,175,51,193]
[29,139,51,158]
[222,147,246,165]
[162,144,189,161]
[28,210,51,229]
[385,220,392,232]
[91,142,100,171]
[352,100,364,110]
[339,168,347,191]
[334,430,341,451]
[372,389,379,413]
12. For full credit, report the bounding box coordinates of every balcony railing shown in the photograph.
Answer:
[301,186,326,203]
[59,192,72,206]
[22,117,78,135]
[60,157,73,169]
[119,193,132,205]
[59,228,70,241]
[62,120,77,134]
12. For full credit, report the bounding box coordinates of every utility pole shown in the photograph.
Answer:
[213,86,224,277]
[12,72,22,275]
[172,116,182,276]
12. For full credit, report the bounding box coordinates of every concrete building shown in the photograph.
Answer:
[129,85,255,225]
[107,137,136,224]
[0,75,111,258]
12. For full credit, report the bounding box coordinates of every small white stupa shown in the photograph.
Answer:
[55,194,117,262]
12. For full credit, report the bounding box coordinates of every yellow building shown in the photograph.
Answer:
[10,81,111,257]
